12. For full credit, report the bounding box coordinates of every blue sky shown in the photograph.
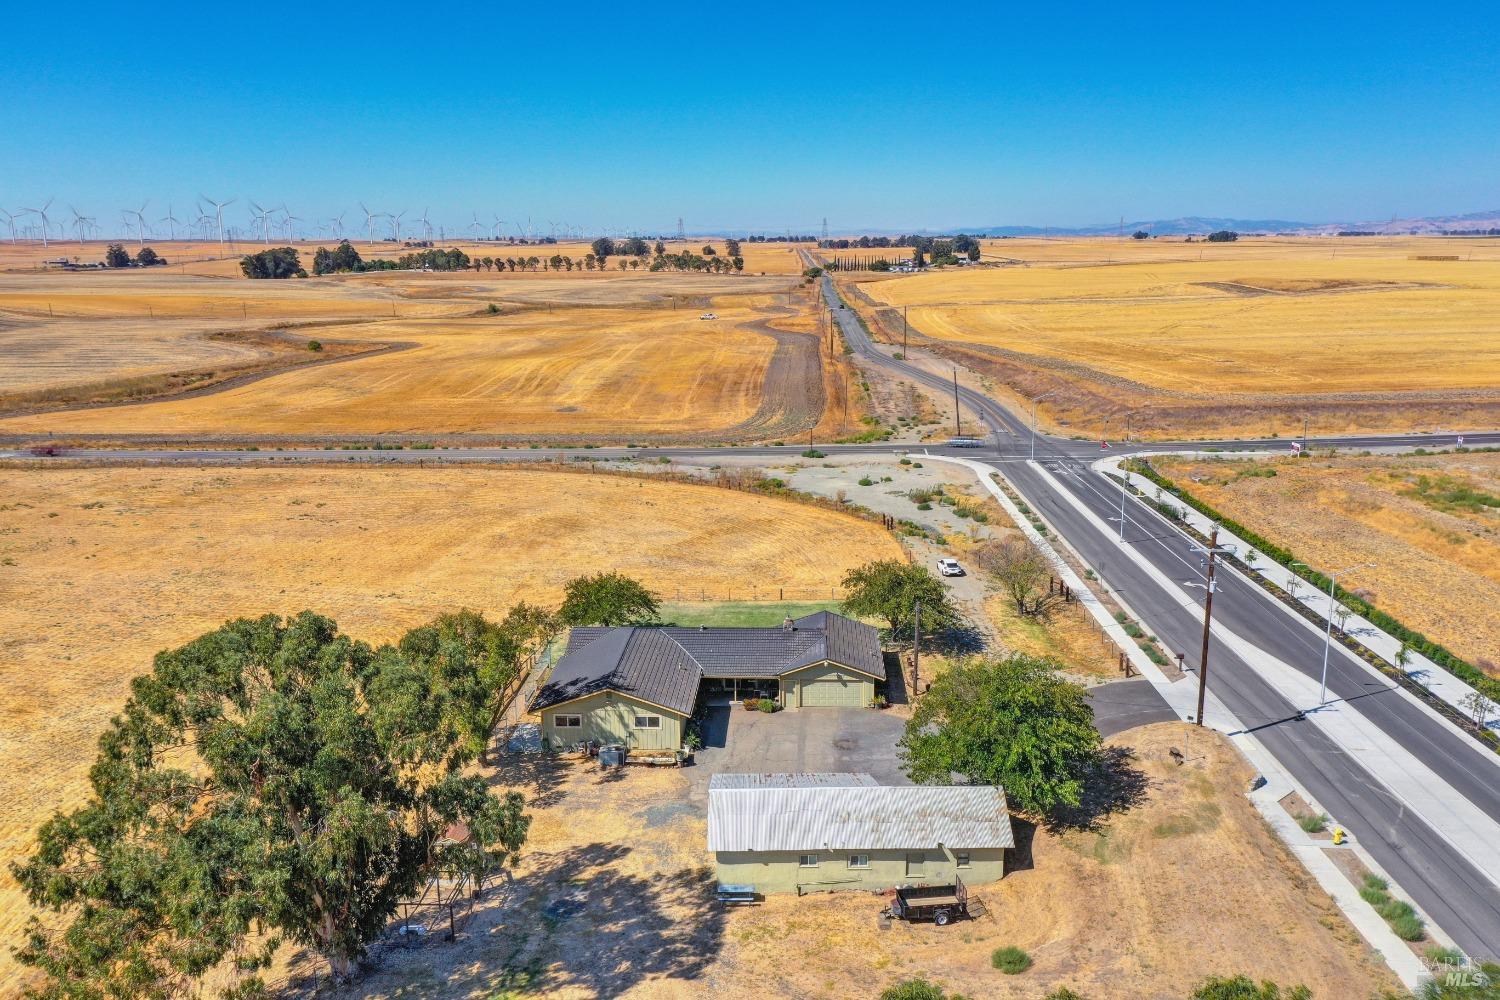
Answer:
[3,2,1498,234]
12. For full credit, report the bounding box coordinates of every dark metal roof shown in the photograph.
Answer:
[529,613,883,714]
[529,627,702,716]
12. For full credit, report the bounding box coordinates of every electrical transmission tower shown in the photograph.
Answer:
[677,217,685,241]
[821,217,829,241]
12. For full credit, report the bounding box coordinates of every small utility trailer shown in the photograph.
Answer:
[885,876,970,926]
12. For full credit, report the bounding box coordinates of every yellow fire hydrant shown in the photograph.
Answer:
[1332,826,1347,845]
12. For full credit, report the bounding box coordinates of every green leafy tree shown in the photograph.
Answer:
[1190,975,1311,999]
[841,559,956,640]
[591,236,615,261]
[803,265,824,278]
[135,246,163,266]
[398,605,560,761]
[104,242,131,268]
[559,572,660,626]
[732,255,744,272]
[701,243,716,256]
[724,237,741,257]
[654,240,666,255]
[1132,230,1150,239]
[13,612,530,992]
[239,247,304,279]
[1206,230,1239,243]
[898,654,1100,813]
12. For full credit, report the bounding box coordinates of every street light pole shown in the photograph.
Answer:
[1195,525,1222,727]
[1314,562,1375,707]
[1117,462,1130,541]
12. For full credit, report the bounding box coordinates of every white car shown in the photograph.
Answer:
[937,558,965,577]
[699,312,717,320]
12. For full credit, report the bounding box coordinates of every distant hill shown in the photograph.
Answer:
[965,210,1500,237]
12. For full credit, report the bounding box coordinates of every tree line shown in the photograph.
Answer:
[103,243,167,268]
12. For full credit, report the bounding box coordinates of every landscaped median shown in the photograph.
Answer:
[1105,453,1500,752]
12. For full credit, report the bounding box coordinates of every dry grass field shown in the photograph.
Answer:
[0,463,903,992]
[0,261,826,440]
[313,722,1395,1000]
[847,236,1500,439]
[1152,450,1500,671]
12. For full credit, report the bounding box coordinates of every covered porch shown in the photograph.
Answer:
[702,676,780,706]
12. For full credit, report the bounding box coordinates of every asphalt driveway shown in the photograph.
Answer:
[686,705,909,800]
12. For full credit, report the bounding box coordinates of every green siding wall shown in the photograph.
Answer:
[716,847,1006,894]
[540,692,684,751]
[783,662,876,709]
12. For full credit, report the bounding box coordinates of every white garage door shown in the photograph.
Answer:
[801,677,855,707]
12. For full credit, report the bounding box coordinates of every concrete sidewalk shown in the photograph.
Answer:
[1098,452,1498,736]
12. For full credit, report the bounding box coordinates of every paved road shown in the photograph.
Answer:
[814,272,1500,955]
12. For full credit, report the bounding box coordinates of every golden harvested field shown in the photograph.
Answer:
[1152,450,1500,672]
[851,236,1500,438]
[321,722,1395,1000]
[0,264,824,440]
[0,463,903,992]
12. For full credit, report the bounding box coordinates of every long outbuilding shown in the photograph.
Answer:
[708,773,1014,894]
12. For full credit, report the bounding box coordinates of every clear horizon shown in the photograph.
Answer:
[4,2,1498,235]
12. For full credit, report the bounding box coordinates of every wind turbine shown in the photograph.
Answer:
[360,202,382,245]
[69,206,93,244]
[281,206,300,241]
[1,208,19,243]
[420,209,434,241]
[389,209,406,243]
[122,202,151,245]
[200,195,234,247]
[160,205,180,241]
[330,211,345,240]
[250,202,278,244]
[22,198,55,247]
[468,213,482,242]
[491,215,505,240]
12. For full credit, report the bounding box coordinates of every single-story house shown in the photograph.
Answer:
[529,612,883,751]
[707,773,1014,893]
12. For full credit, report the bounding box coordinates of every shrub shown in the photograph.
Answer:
[1358,886,1389,906]
[757,698,777,713]
[899,457,912,465]
[991,946,1032,974]
[1363,873,1389,892]
[1426,945,1464,965]
[1045,991,1088,1000]
[1190,975,1310,999]
[486,303,500,314]
[1376,898,1416,922]
[859,476,875,486]
[1297,813,1328,833]
[742,698,761,712]
[306,339,322,351]
[802,449,826,458]
[917,502,933,511]
[879,979,951,1000]
[1389,912,1426,941]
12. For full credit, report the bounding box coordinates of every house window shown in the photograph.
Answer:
[848,854,871,869]
[633,715,662,730]
[798,853,819,868]
[555,714,582,729]
[955,852,971,869]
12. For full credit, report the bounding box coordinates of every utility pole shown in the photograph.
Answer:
[953,369,962,437]
[1194,525,1222,727]
[912,599,921,697]
[1117,462,1130,541]
[1302,416,1310,454]
[902,304,908,355]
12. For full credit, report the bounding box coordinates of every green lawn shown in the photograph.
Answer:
[657,600,844,628]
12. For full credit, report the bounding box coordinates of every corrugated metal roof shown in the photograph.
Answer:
[529,626,701,715]
[709,772,880,790]
[707,785,1014,853]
